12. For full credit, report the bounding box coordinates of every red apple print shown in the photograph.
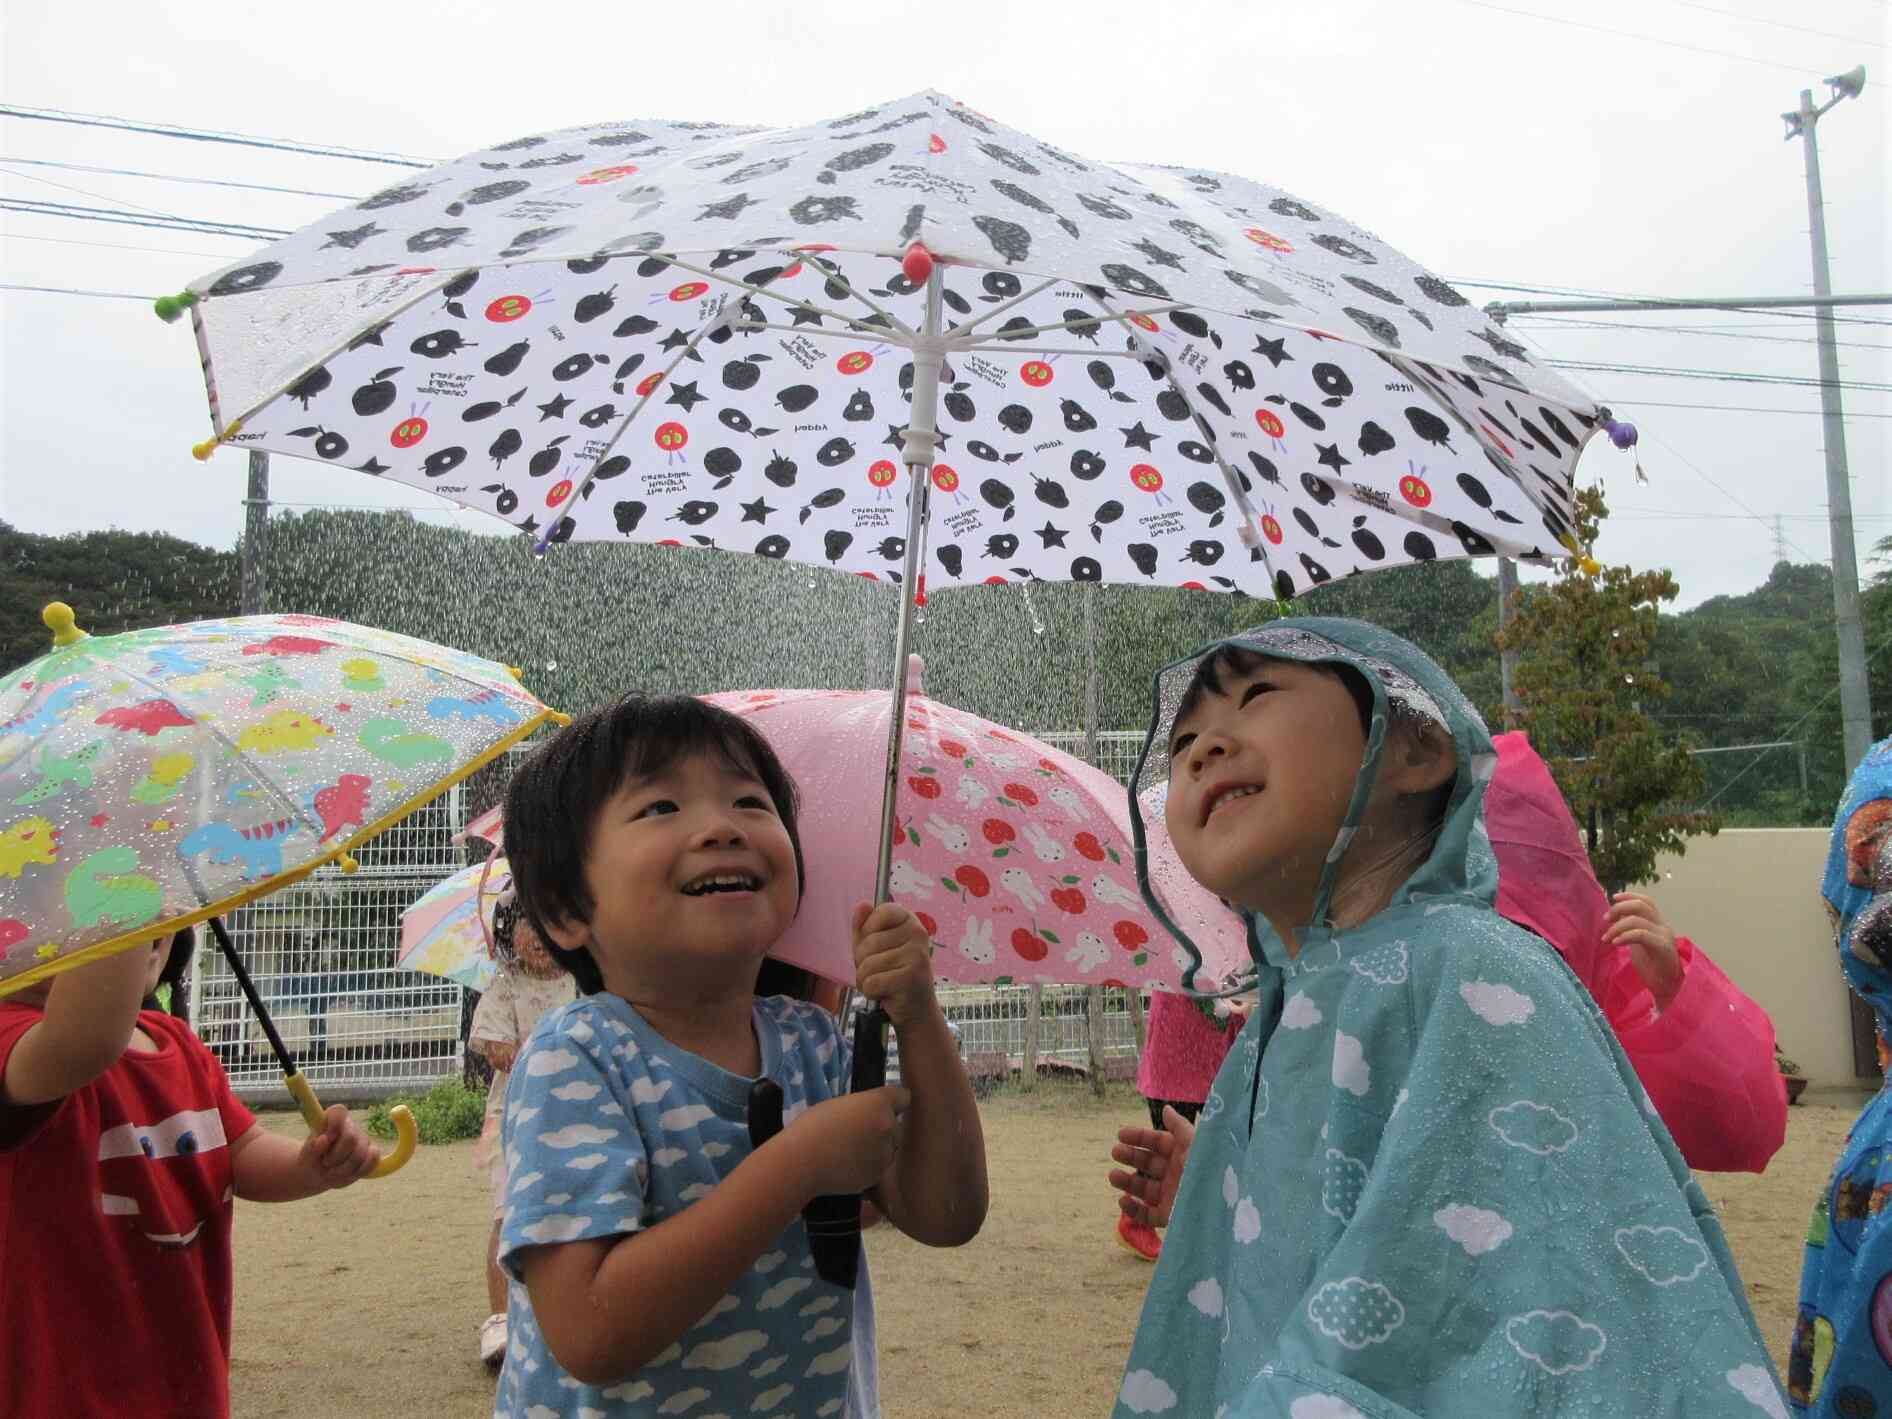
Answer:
[1243,228,1294,253]
[1002,782,1039,807]
[1020,360,1054,388]
[390,415,428,448]
[982,819,1016,845]
[576,164,639,185]
[1050,886,1086,914]
[837,350,873,375]
[90,813,111,829]
[867,460,898,489]
[1011,927,1048,962]
[908,775,942,800]
[1102,977,1127,989]
[1074,832,1107,861]
[485,294,532,322]
[930,464,960,494]
[654,422,688,452]
[940,738,968,758]
[916,911,938,936]
[983,575,1007,585]
[1113,921,1149,951]
[1130,464,1164,494]
[1038,757,1062,774]
[1254,409,1285,439]
[954,865,990,897]
[547,479,573,507]
[1261,513,1284,545]
[988,731,1014,742]
[928,133,947,154]
[636,371,665,397]
[1129,313,1160,334]
[669,281,709,302]
[1399,471,1433,508]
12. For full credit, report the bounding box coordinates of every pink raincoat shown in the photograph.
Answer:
[1487,731,1786,1173]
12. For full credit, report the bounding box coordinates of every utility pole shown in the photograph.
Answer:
[240,451,269,616]
[1785,65,1873,776]
[1496,557,1521,730]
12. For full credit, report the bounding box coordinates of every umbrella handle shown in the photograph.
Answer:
[285,1071,418,1180]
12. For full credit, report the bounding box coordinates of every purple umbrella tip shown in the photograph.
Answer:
[1604,418,1638,450]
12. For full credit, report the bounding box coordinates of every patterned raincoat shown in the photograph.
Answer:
[1791,736,1892,1414]
[1115,617,1784,1418]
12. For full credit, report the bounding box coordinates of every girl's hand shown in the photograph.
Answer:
[1108,1106,1195,1229]
[851,902,937,1029]
[299,1104,382,1190]
[1605,892,1683,1012]
[480,1040,518,1073]
[786,1085,912,1197]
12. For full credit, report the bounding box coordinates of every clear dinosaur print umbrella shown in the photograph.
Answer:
[0,604,564,1175]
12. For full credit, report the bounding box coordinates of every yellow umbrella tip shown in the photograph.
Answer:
[43,602,87,648]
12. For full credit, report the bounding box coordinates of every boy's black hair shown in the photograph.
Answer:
[504,695,807,995]
[142,926,195,1021]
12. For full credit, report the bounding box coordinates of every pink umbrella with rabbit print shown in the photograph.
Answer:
[702,657,1247,991]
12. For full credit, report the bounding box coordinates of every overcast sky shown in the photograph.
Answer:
[2,0,1885,611]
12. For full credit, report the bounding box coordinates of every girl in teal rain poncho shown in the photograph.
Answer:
[1111,618,1783,1418]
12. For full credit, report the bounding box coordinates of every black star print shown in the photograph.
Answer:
[1252,335,1293,368]
[321,222,384,250]
[883,422,949,450]
[1120,421,1159,451]
[699,193,757,221]
[354,457,390,475]
[664,380,708,413]
[659,327,693,352]
[536,394,572,421]
[789,305,825,327]
[1128,237,1187,271]
[1315,442,1352,474]
[740,496,776,524]
[1035,521,1069,549]
[518,515,540,535]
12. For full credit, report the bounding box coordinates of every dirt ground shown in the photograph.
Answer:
[230,1085,1858,1417]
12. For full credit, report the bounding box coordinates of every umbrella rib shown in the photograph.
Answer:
[730,318,916,347]
[950,303,1189,351]
[788,251,917,340]
[195,269,462,453]
[536,261,801,552]
[653,252,871,332]
[1080,287,1275,587]
[947,275,1061,337]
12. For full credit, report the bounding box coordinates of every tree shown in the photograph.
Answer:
[1495,487,1716,893]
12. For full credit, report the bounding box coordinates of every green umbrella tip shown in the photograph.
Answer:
[43,602,87,648]
[153,290,199,323]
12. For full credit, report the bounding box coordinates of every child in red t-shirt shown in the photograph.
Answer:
[0,928,382,1419]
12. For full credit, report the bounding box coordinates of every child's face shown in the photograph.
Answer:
[550,749,799,996]
[513,916,555,974]
[1164,657,1367,916]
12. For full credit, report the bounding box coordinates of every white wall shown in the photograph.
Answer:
[1646,829,1858,1087]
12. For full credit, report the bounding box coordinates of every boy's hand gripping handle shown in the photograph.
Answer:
[743,1007,888,1291]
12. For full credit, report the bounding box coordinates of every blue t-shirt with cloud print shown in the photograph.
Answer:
[494,992,876,1419]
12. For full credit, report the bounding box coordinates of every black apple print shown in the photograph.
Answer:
[1155,390,1189,422]
[552,353,599,382]
[1312,364,1354,404]
[1301,473,1337,506]
[874,536,906,560]
[1186,483,1225,524]
[777,385,819,414]
[613,315,661,339]
[1311,234,1375,263]
[1223,360,1255,392]
[800,488,846,523]
[722,357,763,392]
[529,437,569,478]
[1452,521,1495,556]
[579,404,617,430]
[997,404,1033,436]
[592,456,630,481]
[755,534,789,558]
[1071,555,1101,581]
[981,272,1021,299]
[487,486,519,515]
[286,366,332,408]
[1091,500,1124,542]
[207,261,283,296]
[1070,450,1105,481]
[1287,401,1326,431]
[1413,274,1469,307]
[1350,517,1385,560]
[1403,530,1437,561]
[816,437,856,467]
[351,368,401,417]
[704,447,741,479]
[670,501,718,526]
[1457,472,1494,509]
[984,533,1021,558]
[1182,540,1224,565]
[1177,441,1214,464]
[1344,308,1400,348]
[567,254,611,274]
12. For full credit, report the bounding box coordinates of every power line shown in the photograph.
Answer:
[1652,0,1887,50]
[0,282,154,301]
[1551,357,1892,393]
[1448,0,1856,72]
[0,155,359,201]
[0,104,434,168]
[1605,397,1892,417]
[3,232,238,259]
[1513,314,1892,351]
[0,199,288,240]
[0,161,186,219]
[1454,277,1892,327]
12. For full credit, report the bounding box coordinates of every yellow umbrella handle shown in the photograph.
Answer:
[285,1071,417,1180]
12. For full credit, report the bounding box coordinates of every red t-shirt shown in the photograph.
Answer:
[0,1005,257,1419]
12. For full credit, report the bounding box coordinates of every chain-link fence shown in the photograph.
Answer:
[202,729,1149,1105]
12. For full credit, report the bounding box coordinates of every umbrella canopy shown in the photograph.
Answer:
[171,90,1614,602]
[702,657,1248,990]
[0,605,560,996]
[397,852,511,992]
